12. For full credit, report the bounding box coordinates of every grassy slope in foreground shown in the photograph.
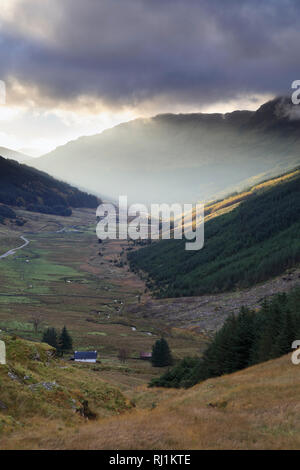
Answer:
[128,169,300,297]
[0,333,130,435]
[2,353,299,449]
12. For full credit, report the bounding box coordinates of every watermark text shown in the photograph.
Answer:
[96,197,204,251]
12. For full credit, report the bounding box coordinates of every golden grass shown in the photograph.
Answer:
[0,333,130,443]
[200,168,300,224]
[2,353,300,450]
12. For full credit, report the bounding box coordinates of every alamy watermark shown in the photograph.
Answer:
[96,196,204,251]
[0,80,6,105]
[291,80,300,104]
[291,341,300,365]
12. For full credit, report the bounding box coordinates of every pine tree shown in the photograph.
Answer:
[272,309,295,357]
[42,327,58,349]
[230,307,255,371]
[199,311,255,378]
[151,338,173,367]
[149,287,300,389]
[59,326,73,354]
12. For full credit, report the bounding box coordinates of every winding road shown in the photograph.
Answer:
[0,225,80,260]
[0,236,30,260]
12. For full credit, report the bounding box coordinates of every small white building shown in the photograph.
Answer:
[73,350,97,363]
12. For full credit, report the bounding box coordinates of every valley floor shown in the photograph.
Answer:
[0,208,299,449]
[0,208,209,392]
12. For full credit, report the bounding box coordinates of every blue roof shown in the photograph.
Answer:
[74,351,97,360]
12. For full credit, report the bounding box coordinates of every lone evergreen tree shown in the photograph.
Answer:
[42,327,58,349]
[59,326,73,354]
[151,337,173,367]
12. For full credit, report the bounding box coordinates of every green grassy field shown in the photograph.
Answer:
[0,209,207,390]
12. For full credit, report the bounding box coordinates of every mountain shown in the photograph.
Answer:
[128,169,300,297]
[32,97,300,204]
[0,156,99,217]
[0,147,33,164]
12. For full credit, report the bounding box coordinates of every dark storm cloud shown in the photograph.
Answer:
[0,0,299,108]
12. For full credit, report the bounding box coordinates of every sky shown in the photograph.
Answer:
[0,0,299,156]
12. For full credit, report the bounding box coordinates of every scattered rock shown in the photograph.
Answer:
[0,400,7,410]
[32,352,41,361]
[8,372,19,381]
[46,350,55,358]
[29,381,58,391]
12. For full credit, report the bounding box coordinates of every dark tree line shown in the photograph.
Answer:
[42,325,73,354]
[0,156,99,216]
[150,287,300,388]
[0,205,16,219]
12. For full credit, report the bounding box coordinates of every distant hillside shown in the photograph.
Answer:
[0,156,99,217]
[128,169,300,297]
[0,147,32,163]
[33,97,300,204]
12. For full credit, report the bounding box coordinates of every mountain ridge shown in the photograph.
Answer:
[32,97,300,204]
[0,147,33,164]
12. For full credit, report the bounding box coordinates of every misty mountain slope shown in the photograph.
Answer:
[0,147,32,164]
[32,97,300,204]
[128,169,300,298]
[0,156,99,217]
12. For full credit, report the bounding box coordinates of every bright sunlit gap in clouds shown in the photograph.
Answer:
[0,0,293,156]
[0,100,138,157]
[0,92,273,157]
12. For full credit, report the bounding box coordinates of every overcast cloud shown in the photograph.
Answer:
[0,0,299,109]
[0,0,299,154]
